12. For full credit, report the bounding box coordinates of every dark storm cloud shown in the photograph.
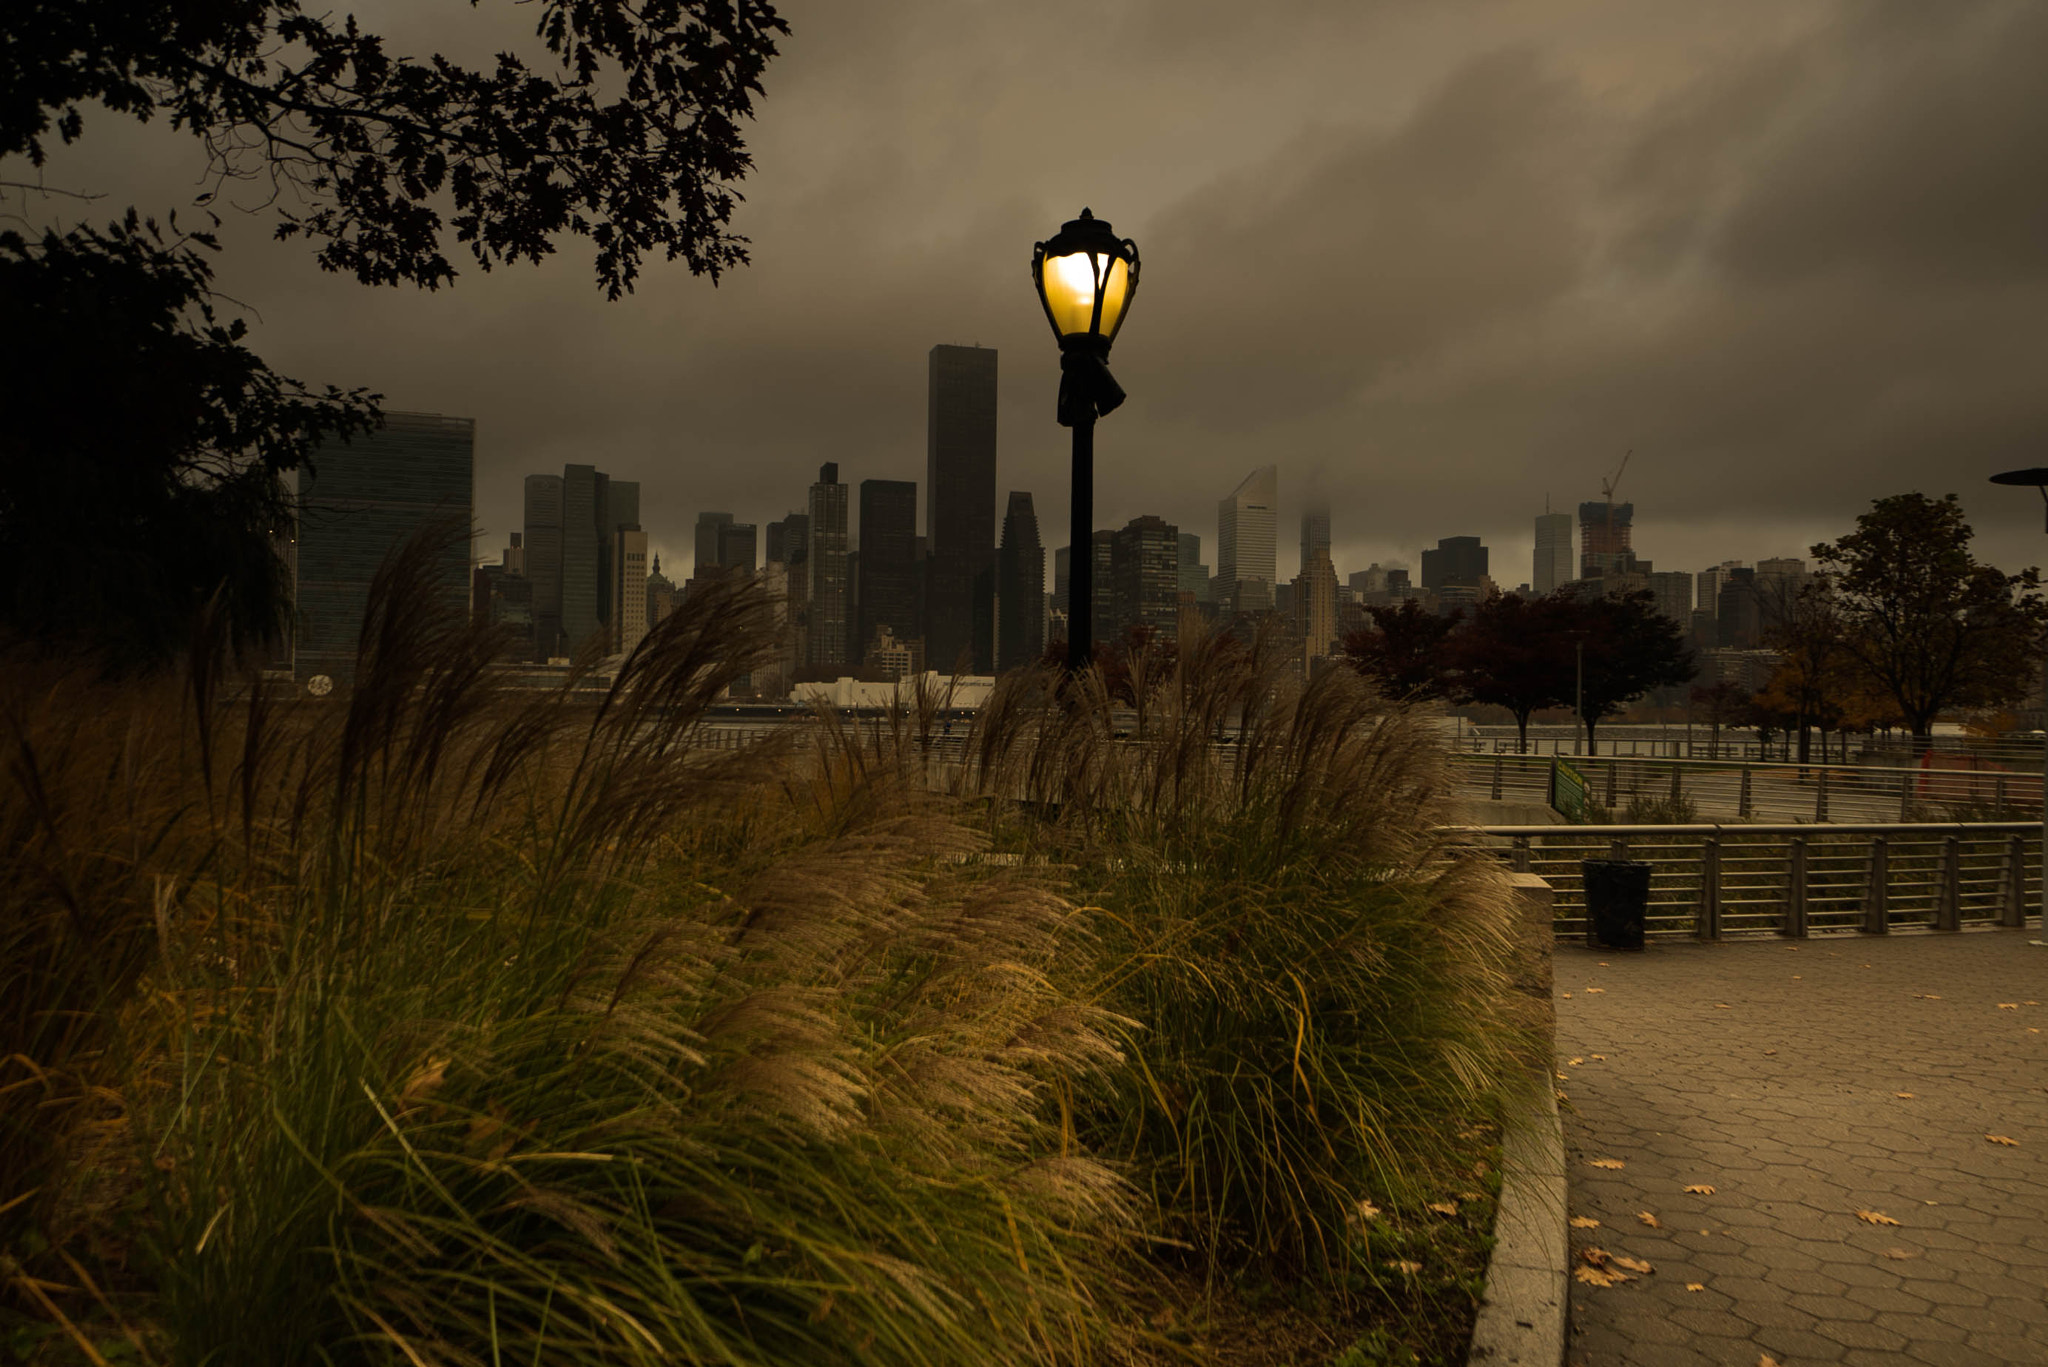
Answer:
[9,0,2048,578]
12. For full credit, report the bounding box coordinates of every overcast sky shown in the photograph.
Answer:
[13,0,2048,588]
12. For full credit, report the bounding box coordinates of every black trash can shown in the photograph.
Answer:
[1582,859,1652,950]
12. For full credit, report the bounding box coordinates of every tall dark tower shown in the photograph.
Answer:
[298,412,474,684]
[996,491,1044,671]
[857,479,919,662]
[925,344,998,673]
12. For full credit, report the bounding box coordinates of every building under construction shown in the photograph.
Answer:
[1578,500,1635,580]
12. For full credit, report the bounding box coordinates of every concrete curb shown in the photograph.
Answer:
[1466,1070,1568,1365]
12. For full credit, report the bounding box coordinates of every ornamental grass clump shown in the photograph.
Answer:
[966,625,1534,1278]
[3,546,1132,1366]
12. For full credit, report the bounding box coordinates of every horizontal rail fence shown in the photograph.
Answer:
[1449,752,2046,824]
[1453,822,2040,941]
[1453,728,2048,770]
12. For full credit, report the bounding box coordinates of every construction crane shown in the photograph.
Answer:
[1601,448,1632,507]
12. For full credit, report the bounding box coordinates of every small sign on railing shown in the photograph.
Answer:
[1549,757,1588,821]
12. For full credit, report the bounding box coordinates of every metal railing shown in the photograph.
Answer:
[1455,821,2041,940]
[1450,725,2047,770]
[1449,752,2045,824]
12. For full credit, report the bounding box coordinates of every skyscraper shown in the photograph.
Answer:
[559,464,602,651]
[1648,571,1693,625]
[1534,510,1574,594]
[1695,560,1745,623]
[695,512,734,575]
[1579,501,1636,580]
[296,411,474,684]
[523,473,565,659]
[806,463,850,670]
[1092,530,1116,648]
[594,477,638,632]
[925,344,998,672]
[1299,497,1330,578]
[857,479,919,659]
[611,526,649,655]
[996,491,1045,670]
[1295,552,1340,664]
[1177,532,1210,602]
[718,522,758,576]
[1216,465,1277,615]
[1112,515,1180,645]
[1420,536,1488,590]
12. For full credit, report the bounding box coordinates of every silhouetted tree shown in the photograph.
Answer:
[1688,680,1753,759]
[0,215,377,669]
[1452,591,1576,752]
[1342,599,1463,701]
[1569,589,1696,756]
[3,0,787,667]
[6,0,788,295]
[1812,493,2048,751]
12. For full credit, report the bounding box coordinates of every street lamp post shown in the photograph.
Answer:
[1031,209,1140,674]
[1988,466,2048,929]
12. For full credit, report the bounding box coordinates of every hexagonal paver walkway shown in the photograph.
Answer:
[1556,927,2048,1366]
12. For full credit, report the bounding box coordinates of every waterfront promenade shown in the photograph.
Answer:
[1555,929,2048,1365]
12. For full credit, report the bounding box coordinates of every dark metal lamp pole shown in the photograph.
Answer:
[1031,209,1140,674]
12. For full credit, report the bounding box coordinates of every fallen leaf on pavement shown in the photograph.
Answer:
[1591,1053,1607,1060]
[1882,1247,1917,1260]
[2029,1001,2041,1006]
[1763,1049,1777,1056]
[1561,992,1572,999]
[1986,1135,2019,1146]
[1894,1092,1915,1099]
[1792,975,1802,980]
[1914,994,1941,1000]
[1684,1184,1716,1195]
[1579,1247,1611,1266]
[1567,1057,1583,1066]
[1584,987,1605,994]
[1999,1003,2019,1010]
[1715,1003,1731,1009]
[1556,1072,1569,1080]
[1611,1255,1654,1274]
[1426,1201,1459,1215]
[1761,1356,1782,1367]
[1685,1282,1705,1292]
[1598,961,1609,966]
[1589,1159,1626,1170]
[1856,1210,1900,1226]
[1574,1265,1630,1287]
[1569,1216,1601,1229]
[1637,1211,1661,1228]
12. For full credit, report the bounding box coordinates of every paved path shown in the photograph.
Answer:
[1555,928,2048,1365]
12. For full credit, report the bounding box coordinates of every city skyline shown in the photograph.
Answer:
[25,2,2048,586]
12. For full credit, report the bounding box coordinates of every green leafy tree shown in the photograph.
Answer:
[1341,598,1462,701]
[1568,588,1696,756]
[1811,493,2047,749]
[1451,590,1577,752]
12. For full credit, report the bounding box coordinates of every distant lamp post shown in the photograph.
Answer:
[1988,465,2048,931]
[1031,208,1140,672]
